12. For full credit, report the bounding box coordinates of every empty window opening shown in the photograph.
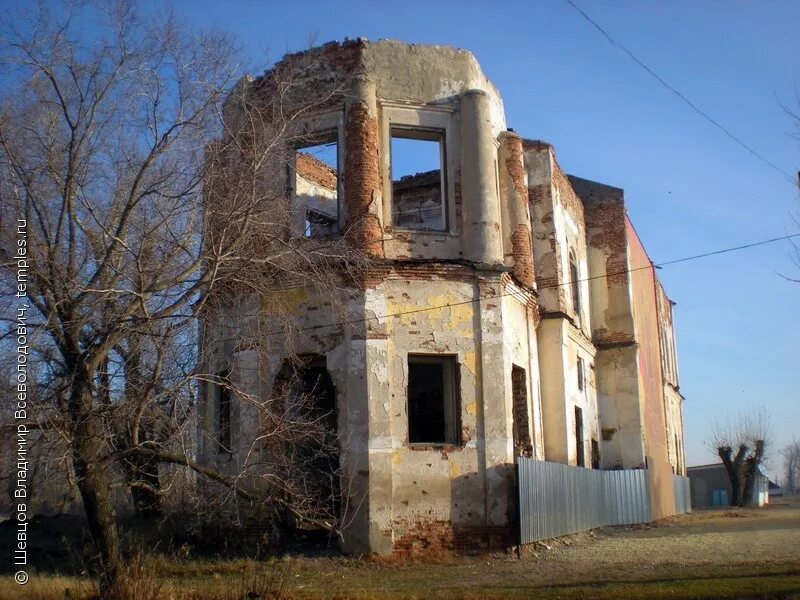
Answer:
[216,370,232,453]
[591,438,600,469]
[407,355,458,445]
[511,366,533,457]
[391,129,446,231]
[577,356,585,392]
[569,250,581,317]
[574,405,585,467]
[292,133,339,237]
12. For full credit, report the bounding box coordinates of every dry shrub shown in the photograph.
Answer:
[106,554,292,600]
[99,553,164,600]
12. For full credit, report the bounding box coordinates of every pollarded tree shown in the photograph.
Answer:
[708,409,772,507]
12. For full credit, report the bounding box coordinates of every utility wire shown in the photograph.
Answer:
[562,0,795,184]
[217,232,800,342]
[656,233,800,267]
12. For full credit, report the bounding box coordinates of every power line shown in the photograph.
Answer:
[562,0,795,184]
[215,232,800,342]
[657,233,800,267]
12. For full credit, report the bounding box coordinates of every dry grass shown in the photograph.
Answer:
[4,500,800,599]
[2,554,294,600]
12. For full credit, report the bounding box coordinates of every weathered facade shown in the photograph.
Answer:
[198,39,685,554]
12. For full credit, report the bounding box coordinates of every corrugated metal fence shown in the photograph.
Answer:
[517,457,651,544]
[518,458,693,544]
[672,474,691,514]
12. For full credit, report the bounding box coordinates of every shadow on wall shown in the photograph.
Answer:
[392,463,517,557]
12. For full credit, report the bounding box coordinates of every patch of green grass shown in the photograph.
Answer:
[468,574,800,600]
[4,571,800,600]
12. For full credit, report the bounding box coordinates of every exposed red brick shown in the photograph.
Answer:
[344,98,383,257]
[296,152,337,189]
[391,520,513,558]
[510,224,535,287]
[521,138,553,152]
[503,134,535,288]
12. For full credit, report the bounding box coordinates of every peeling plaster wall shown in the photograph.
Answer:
[353,271,534,551]
[381,277,486,547]
[526,145,590,329]
[501,287,545,459]
[526,146,565,313]
[593,345,645,468]
[526,145,599,468]
[537,318,599,466]
[569,176,633,345]
[569,176,644,470]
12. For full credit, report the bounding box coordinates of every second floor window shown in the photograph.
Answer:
[292,132,339,237]
[569,250,581,318]
[390,128,447,231]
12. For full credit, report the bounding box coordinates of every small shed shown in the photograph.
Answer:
[687,463,768,509]
[768,480,784,498]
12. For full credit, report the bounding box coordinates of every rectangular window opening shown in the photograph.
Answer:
[574,405,585,467]
[511,366,533,458]
[577,356,585,392]
[292,132,339,237]
[591,438,600,469]
[391,128,446,231]
[407,354,458,445]
[569,251,581,317]
[216,370,232,454]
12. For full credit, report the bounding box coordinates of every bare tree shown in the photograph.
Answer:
[0,2,361,596]
[783,95,800,280]
[708,409,772,507]
[781,439,800,495]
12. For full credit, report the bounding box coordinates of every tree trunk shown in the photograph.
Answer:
[719,444,748,507]
[742,465,756,507]
[741,440,765,507]
[70,386,122,597]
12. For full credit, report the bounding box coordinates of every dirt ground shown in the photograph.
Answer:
[281,499,800,598]
[503,501,800,585]
[5,498,800,599]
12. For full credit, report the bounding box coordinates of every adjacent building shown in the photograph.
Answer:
[688,464,768,508]
[198,39,686,554]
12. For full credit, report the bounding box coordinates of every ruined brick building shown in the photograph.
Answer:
[198,39,686,555]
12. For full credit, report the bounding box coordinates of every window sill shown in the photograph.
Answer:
[407,443,463,452]
[385,226,457,237]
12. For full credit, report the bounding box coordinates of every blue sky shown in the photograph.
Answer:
[128,1,800,473]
